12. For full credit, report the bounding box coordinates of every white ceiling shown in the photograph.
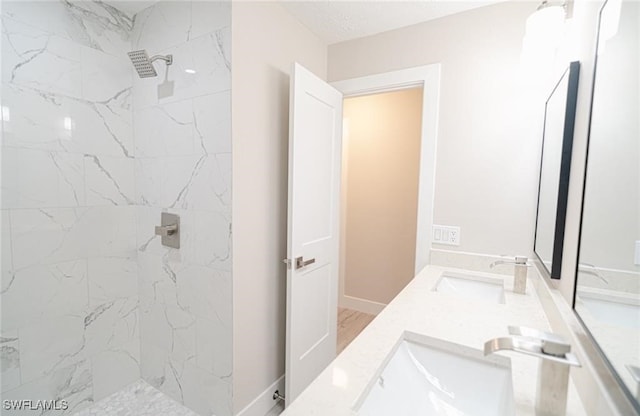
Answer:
[104,1,503,43]
[282,1,503,44]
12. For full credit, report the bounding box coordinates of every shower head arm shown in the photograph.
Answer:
[127,50,173,78]
[150,54,173,66]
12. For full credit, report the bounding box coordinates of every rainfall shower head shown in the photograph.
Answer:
[128,49,173,78]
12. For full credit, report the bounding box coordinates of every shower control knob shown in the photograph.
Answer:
[155,212,180,249]
[155,224,177,237]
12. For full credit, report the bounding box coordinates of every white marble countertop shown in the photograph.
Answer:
[281,265,586,415]
[574,288,640,396]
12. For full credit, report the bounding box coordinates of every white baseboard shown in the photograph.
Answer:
[339,295,386,315]
[236,375,285,416]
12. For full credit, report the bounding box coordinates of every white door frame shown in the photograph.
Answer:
[331,64,441,315]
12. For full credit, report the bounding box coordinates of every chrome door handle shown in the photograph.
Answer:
[155,224,178,237]
[295,256,316,270]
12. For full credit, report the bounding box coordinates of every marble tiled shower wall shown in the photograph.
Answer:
[0,1,232,415]
[1,1,139,413]
[133,2,232,416]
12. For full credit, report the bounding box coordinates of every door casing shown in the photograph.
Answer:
[332,64,442,315]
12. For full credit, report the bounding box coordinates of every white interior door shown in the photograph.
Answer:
[285,63,343,405]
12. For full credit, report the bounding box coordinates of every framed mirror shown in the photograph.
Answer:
[534,61,580,279]
[574,0,640,409]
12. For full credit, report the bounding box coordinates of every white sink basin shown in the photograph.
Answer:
[356,332,515,416]
[578,291,640,330]
[434,272,506,304]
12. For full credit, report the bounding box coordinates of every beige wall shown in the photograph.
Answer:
[230,0,609,411]
[326,0,609,306]
[343,89,423,304]
[231,2,327,412]
[324,0,608,308]
[329,2,542,259]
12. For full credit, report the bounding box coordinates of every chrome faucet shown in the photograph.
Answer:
[577,263,609,285]
[489,256,525,268]
[484,326,580,416]
[626,365,640,401]
[490,256,530,294]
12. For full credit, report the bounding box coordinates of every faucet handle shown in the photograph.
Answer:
[513,256,529,265]
[541,339,571,357]
[508,326,566,342]
[508,326,571,357]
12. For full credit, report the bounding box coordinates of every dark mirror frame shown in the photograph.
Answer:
[533,61,581,279]
[573,0,640,412]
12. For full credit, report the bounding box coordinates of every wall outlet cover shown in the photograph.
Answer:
[432,225,460,246]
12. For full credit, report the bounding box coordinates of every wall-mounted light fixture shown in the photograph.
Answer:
[522,1,567,62]
[598,0,622,55]
[521,0,572,85]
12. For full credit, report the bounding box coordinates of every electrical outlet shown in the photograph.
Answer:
[635,241,640,266]
[448,227,460,245]
[432,225,461,246]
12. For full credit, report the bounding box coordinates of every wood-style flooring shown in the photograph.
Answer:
[337,307,375,354]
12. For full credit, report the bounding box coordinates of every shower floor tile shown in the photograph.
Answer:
[73,380,199,416]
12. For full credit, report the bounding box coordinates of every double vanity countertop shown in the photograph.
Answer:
[281,265,586,415]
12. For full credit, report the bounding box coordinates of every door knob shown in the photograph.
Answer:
[295,256,316,270]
